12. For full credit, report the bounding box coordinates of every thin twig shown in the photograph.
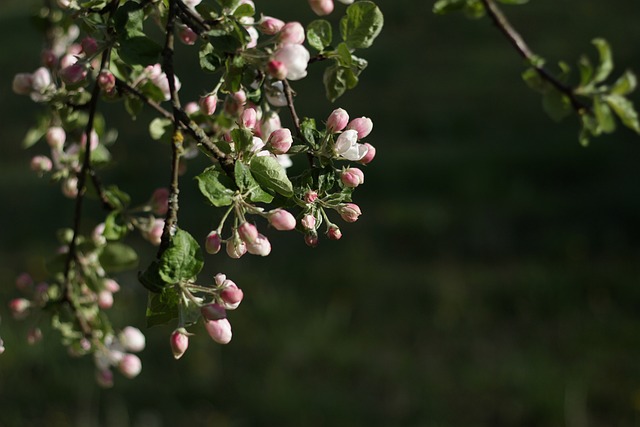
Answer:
[480,0,589,113]
[283,79,315,167]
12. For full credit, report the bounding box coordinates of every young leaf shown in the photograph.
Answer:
[594,97,616,134]
[542,88,571,122]
[231,128,254,153]
[99,242,139,273]
[340,1,384,50]
[196,164,236,207]
[139,260,169,293]
[605,94,640,133]
[146,287,179,327]
[323,62,347,102]
[149,118,173,141]
[433,0,466,14]
[250,155,294,198]
[592,38,613,84]
[235,161,274,203]
[307,20,332,51]
[158,229,204,284]
[611,70,637,96]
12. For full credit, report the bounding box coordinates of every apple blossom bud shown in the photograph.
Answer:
[62,177,78,198]
[346,117,373,139]
[221,283,244,306]
[41,49,57,68]
[304,190,318,204]
[0,338,5,355]
[241,108,257,128]
[59,54,77,70]
[259,16,285,35]
[81,37,99,56]
[305,232,319,247]
[31,67,52,93]
[27,328,43,345]
[267,128,293,154]
[9,298,30,319]
[151,187,169,216]
[199,94,217,116]
[338,203,362,223]
[98,70,115,92]
[46,126,66,150]
[201,303,227,321]
[273,44,310,81]
[147,219,164,246]
[279,22,305,45]
[237,222,259,244]
[246,233,271,256]
[269,209,296,231]
[118,354,142,378]
[170,330,189,359]
[359,142,376,164]
[103,278,120,293]
[326,108,349,132]
[98,290,114,309]
[30,155,52,173]
[34,283,50,304]
[120,327,146,352]
[205,230,222,254]
[301,214,316,230]
[231,90,247,105]
[267,60,287,80]
[309,0,334,16]
[60,64,87,85]
[184,102,199,115]
[16,273,33,292]
[96,369,114,388]
[179,26,198,45]
[214,273,227,287]
[327,225,342,240]
[340,167,365,188]
[80,130,99,151]
[204,318,232,344]
[226,238,247,259]
[12,73,33,95]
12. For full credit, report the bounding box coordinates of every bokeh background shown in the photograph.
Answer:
[2,0,640,425]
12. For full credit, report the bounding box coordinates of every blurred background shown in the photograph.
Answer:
[2,0,640,425]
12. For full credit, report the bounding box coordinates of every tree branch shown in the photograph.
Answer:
[283,79,315,167]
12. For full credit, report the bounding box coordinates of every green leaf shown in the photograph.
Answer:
[340,1,384,49]
[103,211,130,240]
[307,20,332,51]
[125,96,144,119]
[605,94,640,133]
[522,68,546,93]
[463,0,485,19]
[234,161,273,203]
[158,229,204,284]
[611,70,637,96]
[199,43,222,72]
[114,1,145,38]
[250,155,294,198]
[231,127,254,153]
[103,185,131,210]
[146,287,179,327]
[196,164,236,207]
[592,38,613,84]
[139,260,169,293]
[22,115,49,148]
[577,55,594,88]
[90,144,112,166]
[99,242,139,273]
[149,118,173,141]
[323,62,347,102]
[300,117,318,146]
[232,3,254,17]
[496,0,529,4]
[118,36,162,66]
[594,97,616,134]
[542,88,571,122]
[433,0,466,14]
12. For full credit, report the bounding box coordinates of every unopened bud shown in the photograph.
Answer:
[241,108,257,128]
[326,108,349,132]
[204,318,232,344]
[279,22,305,45]
[201,303,227,321]
[30,155,52,173]
[170,329,189,359]
[259,16,285,35]
[340,167,365,188]
[46,126,66,150]
[267,60,287,80]
[96,369,114,388]
[98,70,116,93]
[12,73,33,95]
[346,117,373,139]
[226,237,247,259]
[304,190,318,204]
[60,64,88,85]
[309,0,334,16]
[179,26,198,45]
[81,37,99,56]
[41,49,57,68]
[205,230,222,254]
[31,67,52,93]
[15,273,33,292]
[301,214,316,230]
[62,177,78,198]
[221,283,244,306]
[327,225,342,240]
[118,353,142,378]
[267,128,293,154]
[98,290,114,309]
[146,219,164,246]
[268,209,296,231]
[305,232,319,247]
[199,94,217,116]
[237,222,259,244]
[103,278,120,293]
[9,298,30,319]
[359,142,376,164]
[27,328,43,345]
[246,233,272,256]
[338,203,362,223]
[120,327,146,352]
[151,187,169,216]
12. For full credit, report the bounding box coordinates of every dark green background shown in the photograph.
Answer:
[2,0,640,425]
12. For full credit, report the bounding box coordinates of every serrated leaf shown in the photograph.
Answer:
[307,20,332,51]
[114,1,145,38]
[118,36,163,66]
[199,43,222,72]
[103,211,129,240]
[235,160,274,203]
[250,155,293,198]
[605,94,640,133]
[231,127,254,153]
[232,3,254,17]
[158,229,204,284]
[323,62,347,102]
[340,1,384,49]
[196,164,236,207]
[139,260,169,293]
[99,242,139,273]
[592,38,613,84]
[611,70,637,96]
[146,287,179,327]
[594,97,616,134]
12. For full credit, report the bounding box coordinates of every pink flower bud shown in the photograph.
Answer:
[221,283,244,306]
[81,37,99,56]
[151,187,169,216]
[346,117,373,139]
[15,273,33,292]
[27,328,43,345]
[31,67,52,93]
[301,214,316,230]
[146,219,164,246]
[9,298,30,319]
[46,126,66,150]
[96,369,114,388]
[231,90,247,105]
[62,177,78,198]
[104,278,120,293]
[98,290,114,309]
[68,43,83,56]
[269,209,296,231]
[237,222,259,244]
[179,26,198,45]
[273,44,310,81]
[41,49,57,68]
[267,60,287,80]
[241,108,257,128]
[259,16,285,35]
[199,94,217,116]
[327,225,342,240]
[340,167,365,188]
[309,0,334,16]
[0,337,5,355]
[98,70,115,93]
[80,130,99,151]
[304,190,318,204]
[184,102,199,115]
[170,329,189,359]
[59,54,77,70]
[214,273,227,286]
[118,354,142,378]
[359,142,376,164]
[201,303,227,321]
[279,22,305,45]
[260,112,282,138]
[12,73,33,95]
[204,318,232,344]
[205,230,222,254]
[267,128,293,154]
[326,108,349,132]
[120,327,146,352]
[30,155,52,173]
[226,238,247,259]
[246,233,271,256]
[338,203,362,223]
[305,232,319,247]
[60,64,87,85]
